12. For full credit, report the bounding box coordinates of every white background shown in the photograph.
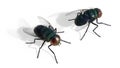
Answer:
[0,0,120,68]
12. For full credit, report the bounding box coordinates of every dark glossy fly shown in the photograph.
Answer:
[67,8,111,40]
[23,17,71,64]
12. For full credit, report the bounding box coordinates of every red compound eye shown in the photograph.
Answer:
[97,9,102,18]
[50,35,60,45]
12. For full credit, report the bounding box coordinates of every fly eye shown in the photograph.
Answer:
[50,35,60,45]
[97,9,102,18]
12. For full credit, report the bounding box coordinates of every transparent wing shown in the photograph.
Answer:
[66,9,88,16]
[23,27,37,37]
[37,16,54,30]
[37,16,51,27]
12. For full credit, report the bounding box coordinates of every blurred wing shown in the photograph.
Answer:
[37,16,54,30]
[66,9,87,16]
[37,16,52,27]
[23,27,37,37]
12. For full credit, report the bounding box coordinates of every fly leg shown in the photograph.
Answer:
[48,45,58,64]
[96,19,111,26]
[54,28,64,33]
[91,22,101,37]
[80,23,90,40]
[26,38,41,44]
[37,40,46,58]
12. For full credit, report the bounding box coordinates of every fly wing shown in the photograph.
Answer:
[37,16,51,27]
[37,16,54,30]
[66,9,88,16]
[23,27,37,37]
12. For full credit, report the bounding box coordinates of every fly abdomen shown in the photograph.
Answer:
[34,25,56,41]
[75,15,88,26]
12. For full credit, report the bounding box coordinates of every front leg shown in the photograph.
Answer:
[48,44,58,64]
[96,19,111,26]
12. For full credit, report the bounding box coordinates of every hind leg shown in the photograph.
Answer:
[26,38,41,44]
